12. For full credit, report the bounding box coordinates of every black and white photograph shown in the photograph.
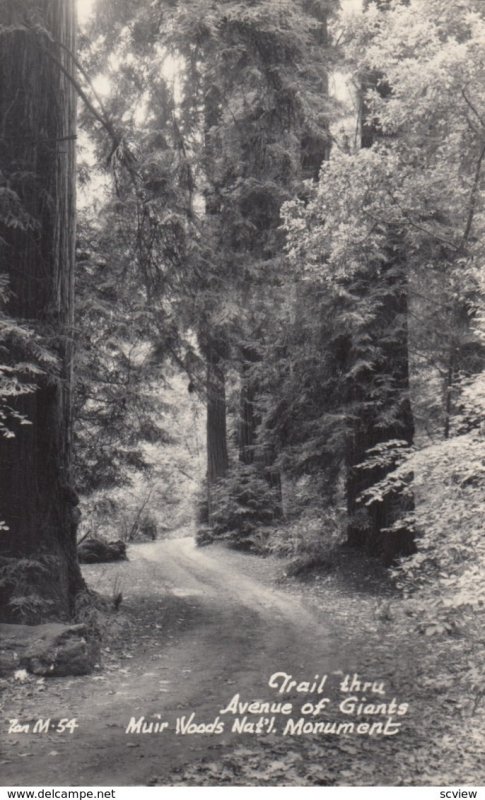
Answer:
[0,0,484,790]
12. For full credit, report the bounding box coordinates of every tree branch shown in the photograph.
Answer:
[384,191,459,252]
[461,88,485,130]
[460,142,485,251]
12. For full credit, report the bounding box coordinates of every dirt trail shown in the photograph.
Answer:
[1,537,348,786]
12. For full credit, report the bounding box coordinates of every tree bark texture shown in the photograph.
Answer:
[206,337,229,522]
[0,0,84,621]
[238,347,258,466]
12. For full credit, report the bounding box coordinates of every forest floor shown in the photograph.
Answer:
[0,531,483,787]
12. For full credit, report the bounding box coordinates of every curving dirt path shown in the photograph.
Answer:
[1,537,348,786]
[3,536,484,786]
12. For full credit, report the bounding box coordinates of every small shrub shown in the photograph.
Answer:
[209,464,282,551]
[195,525,214,547]
[266,508,344,559]
[0,555,61,623]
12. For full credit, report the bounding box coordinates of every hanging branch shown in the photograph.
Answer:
[11,19,142,185]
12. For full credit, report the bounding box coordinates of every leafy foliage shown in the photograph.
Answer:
[204,464,281,550]
[277,0,485,559]
[0,275,60,441]
[0,555,60,623]
[74,217,169,494]
[362,373,485,628]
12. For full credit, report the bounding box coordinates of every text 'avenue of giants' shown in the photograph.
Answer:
[124,672,410,738]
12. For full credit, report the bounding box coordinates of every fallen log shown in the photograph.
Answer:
[0,622,95,677]
[78,538,127,564]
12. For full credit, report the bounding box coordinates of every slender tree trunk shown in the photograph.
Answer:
[238,347,257,466]
[443,353,455,440]
[238,345,283,516]
[206,337,229,523]
[238,380,255,464]
[0,0,84,622]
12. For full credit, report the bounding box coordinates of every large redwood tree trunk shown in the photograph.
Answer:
[0,0,84,622]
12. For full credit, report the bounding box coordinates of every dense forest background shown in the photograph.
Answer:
[0,0,484,730]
